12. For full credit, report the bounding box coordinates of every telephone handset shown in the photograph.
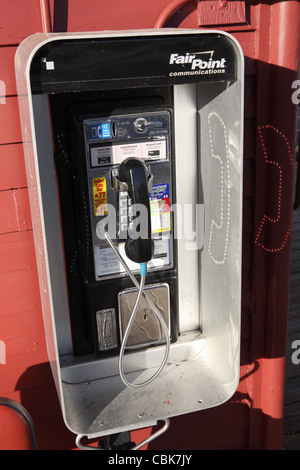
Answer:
[117,157,154,264]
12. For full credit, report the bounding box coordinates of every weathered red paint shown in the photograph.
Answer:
[0,403,33,450]
[0,0,299,450]
[0,97,22,144]
[0,143,27,191]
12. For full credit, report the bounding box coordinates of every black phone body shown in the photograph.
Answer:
[50,88,179,357]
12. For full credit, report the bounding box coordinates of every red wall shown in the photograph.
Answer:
[0,0,299,450]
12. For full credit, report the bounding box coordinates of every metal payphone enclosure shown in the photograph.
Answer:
[15,30,244,438]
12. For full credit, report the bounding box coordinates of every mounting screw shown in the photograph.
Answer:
[219,0,227,8]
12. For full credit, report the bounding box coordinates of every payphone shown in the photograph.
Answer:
[51,96,179,387]
[50,89,180,386]
[15,29,244,443]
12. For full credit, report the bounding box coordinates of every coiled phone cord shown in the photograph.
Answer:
[97,224,170,388]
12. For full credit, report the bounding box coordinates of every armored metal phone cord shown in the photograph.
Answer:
[97,224,170,389]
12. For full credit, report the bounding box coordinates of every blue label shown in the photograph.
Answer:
[101,123,111,138]
[89,123,111,140]
[149,183,169,200]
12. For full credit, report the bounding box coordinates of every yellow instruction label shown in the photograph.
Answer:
[93,177,107,216]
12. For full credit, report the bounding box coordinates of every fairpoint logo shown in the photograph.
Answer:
[169,51,227,77]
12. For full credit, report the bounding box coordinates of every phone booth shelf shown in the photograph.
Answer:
[15,29,244,439]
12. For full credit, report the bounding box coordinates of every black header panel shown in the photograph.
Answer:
[30,33,237,93]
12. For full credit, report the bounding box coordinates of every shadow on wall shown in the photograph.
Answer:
[15,363,75,450]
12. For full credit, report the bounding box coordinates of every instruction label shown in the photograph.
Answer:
[93,177,107,216]
[95,238,171,278]
[90,139,167,167]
